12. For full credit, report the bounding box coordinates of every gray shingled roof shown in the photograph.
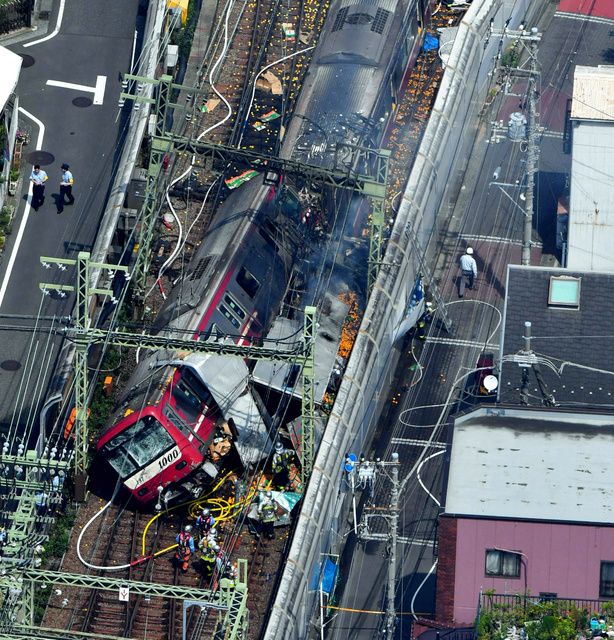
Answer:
[444,406,614,523]
[499,265,614,408]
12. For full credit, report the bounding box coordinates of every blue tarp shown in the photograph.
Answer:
[310,556,339,593]
[423,34,439,52]
[321,557,338,594]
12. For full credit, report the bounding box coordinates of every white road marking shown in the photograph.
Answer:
[425,336,499,349]
[93,75,107,105]
[460,234,521,245]
[130,29,138,74]
[390,437,447,449]
[361,531,434,546]
[0,108,45,310]
[23,0,66,48]
[542,129,564,139]
[46,76,107,105]
[460,233,543,247]
[555,11,614,26]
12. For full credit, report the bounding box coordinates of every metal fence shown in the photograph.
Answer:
[480,592,614,616]
[0,0,34,35]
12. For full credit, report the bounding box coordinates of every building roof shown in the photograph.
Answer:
[571,65,614,121]
[0,46,21,111]
[566,113,614,271]
[444,406,614,524]
[499,265,614,407]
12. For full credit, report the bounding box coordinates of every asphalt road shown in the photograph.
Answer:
[326,1,613,638]
[0,0,141,438]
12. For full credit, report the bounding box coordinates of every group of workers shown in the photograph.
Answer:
[175,507,223,575]
[174,441,296,574]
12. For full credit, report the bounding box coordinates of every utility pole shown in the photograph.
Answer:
[510,320,556,406]
[355,452,401,637]
[489,25,542,265]
[385,453,399,636]
[522,32,540,266]
[40,252,129,501]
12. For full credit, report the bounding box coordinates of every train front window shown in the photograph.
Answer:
[101,415,174,479]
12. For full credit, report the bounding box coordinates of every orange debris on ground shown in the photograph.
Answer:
[337,292,361,359]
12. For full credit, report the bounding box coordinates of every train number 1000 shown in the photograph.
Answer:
[158,448,180,470]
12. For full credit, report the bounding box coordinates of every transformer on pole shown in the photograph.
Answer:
[354,453,401,637]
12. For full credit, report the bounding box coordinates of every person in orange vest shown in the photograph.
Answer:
[175,524,195,572]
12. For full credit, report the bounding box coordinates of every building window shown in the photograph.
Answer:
[485,549,521,578]
[548,276,580,308]
[600,562,614,597]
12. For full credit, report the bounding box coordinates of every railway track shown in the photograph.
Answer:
[143,0,330,334]
[42,502,190,639]
[41,472,281,639]
[193,0,327,148]
[170,0,329,194]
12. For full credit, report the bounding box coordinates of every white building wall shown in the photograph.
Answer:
[567,120,614,271]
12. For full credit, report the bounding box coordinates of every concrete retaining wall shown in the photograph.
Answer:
[263,0,540,637]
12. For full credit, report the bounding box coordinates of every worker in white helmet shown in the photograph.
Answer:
[271,441,294,490]
[459,247,477,297]
[258,491,277,540]
[175,524,195,572]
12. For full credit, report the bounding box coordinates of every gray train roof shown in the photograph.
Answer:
[317,0,399,66]
[282,0,405,166]
[252,291,349,402]
[153,178,269,335]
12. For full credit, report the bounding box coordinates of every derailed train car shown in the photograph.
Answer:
[97,181,304,503]
[97,0,432,504]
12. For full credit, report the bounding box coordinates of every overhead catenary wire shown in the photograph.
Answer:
[237,44,315,148]
[68,0,448,608]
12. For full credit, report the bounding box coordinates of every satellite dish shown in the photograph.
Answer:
[483,375,499,392]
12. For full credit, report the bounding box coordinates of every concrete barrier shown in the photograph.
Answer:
[263,0,540,637]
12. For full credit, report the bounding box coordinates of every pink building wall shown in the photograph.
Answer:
[451,517,614,624]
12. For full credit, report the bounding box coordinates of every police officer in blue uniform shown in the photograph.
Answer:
[58,163,75,213]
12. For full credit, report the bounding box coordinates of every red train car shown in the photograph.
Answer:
[97,181,303,504]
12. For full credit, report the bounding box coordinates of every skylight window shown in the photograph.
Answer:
[548,276,581,308]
